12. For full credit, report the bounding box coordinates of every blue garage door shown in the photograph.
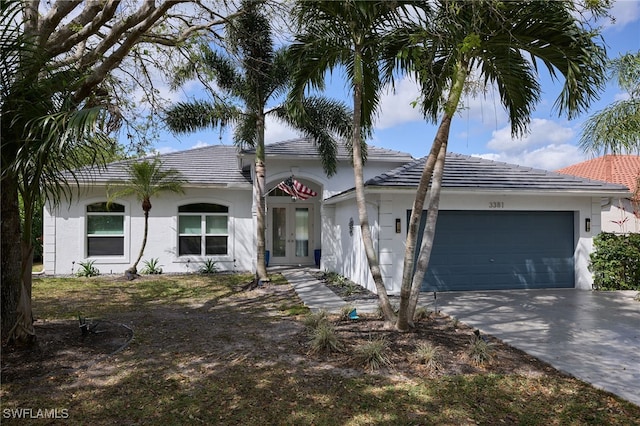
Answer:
[416,211,575,291]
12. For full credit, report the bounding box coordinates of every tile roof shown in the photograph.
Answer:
[556,155,640,195]
[362,153,630,193]
[241,137,413,161]
[70,144,251,187]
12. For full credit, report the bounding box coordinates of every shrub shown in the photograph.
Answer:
[467,331,493,365]
[414,342,441,371]
[309,322,343,353]
[199,258,218,274]
[590,232,640,290]
[356,336,390,370]
[141,258,163,274]
[303,310,329,330]
[76,260,100,277]
[413,307,430,322]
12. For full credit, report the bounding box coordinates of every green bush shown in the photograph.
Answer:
[590,232,640,290]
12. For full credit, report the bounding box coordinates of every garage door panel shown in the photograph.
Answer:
[416,211,575,291]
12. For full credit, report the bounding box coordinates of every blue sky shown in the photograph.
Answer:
[151,1,640,172]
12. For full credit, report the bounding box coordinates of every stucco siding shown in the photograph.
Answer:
[330,191,601,293]
[601,198,640,233]
[44,186,253,275]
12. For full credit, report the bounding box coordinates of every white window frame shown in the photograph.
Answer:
[178,203,230,257]
[85,201,127,259]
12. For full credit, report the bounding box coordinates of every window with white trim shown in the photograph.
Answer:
[178,203,229,256]
[86,202,125,256]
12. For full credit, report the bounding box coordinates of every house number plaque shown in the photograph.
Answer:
[489,201,504,208]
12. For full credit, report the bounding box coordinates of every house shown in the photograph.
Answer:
[556,155,640,234]
[44,138,629,293]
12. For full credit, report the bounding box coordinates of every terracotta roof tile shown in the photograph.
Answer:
[556,155,640,195]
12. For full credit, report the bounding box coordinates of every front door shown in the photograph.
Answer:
[269,204,314,265]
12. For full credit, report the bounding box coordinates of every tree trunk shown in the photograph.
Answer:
[396,59,468,330]
[407,139,448,318]
[1,173,22,344]
[351,59,394,325]
[395,135,444,330]
[255,114,268,281]
[131,208,150,273]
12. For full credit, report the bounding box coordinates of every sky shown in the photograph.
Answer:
[149,1,640,172]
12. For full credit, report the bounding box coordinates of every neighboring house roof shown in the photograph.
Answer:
[69,144,251,187]
[556,154,640,197]
[327,153,629,201]
[241,137,413,161]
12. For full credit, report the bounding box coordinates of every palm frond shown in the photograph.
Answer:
[580,99,640,155]
[164,100,241,134]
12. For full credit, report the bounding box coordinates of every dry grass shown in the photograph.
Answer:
[2,274,639,425]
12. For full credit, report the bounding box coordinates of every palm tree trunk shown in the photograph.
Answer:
[407,138,448,318]
[1,172,23,343]
[396,59,468,330]
[255,113,268,281]
[351,58,395,325]
[395,134,444,330]
[131,209,150,273]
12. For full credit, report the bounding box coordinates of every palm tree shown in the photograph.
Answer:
[388,0,608,329]
[289,0,422,324]
[107,158,186,276]
[580,51,640,154]
[289,0,607,330]
[164,0,352,282]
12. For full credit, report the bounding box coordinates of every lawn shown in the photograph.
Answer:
[1,274,638,425]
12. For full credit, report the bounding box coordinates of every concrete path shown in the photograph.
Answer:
[279,267,640,407]
[429,289,640,407]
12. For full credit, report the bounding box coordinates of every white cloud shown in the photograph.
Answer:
[152,146,178,155]
[486,118,575,152]
[604,0,640,29]
[376,78,423,129]
[264,115,302,143]
[475,144,586,171]
[190,140,210,149]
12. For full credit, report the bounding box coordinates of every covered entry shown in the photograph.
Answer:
[416,210,575,291]
[266,177,319,266]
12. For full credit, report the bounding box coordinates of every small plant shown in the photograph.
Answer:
[449,317,459,330]
[141,258,163,274]
[76,260,100,277]
[309,322,343,353]
[356,336,391,370]
[467,330,493,365]
[414,342,441,372]
[303,310,329,330]
[375,303,399,319]
[413,307,430,322]
[199,258,218,274]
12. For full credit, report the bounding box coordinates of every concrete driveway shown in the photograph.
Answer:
[426,289,640,406]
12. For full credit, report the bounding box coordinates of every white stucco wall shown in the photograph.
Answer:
[44,186,253,275]
[600,198,640,233]
[44,154,410,276]
[328,190,602,294]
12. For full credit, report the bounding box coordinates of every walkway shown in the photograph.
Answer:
[278,267,640,407]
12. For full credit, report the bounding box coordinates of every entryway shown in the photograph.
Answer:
[267,203,314,266]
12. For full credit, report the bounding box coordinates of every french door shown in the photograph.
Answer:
[268,204,314,265]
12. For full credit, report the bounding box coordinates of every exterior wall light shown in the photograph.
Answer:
[395,218,401,234]
[585,217,591,232]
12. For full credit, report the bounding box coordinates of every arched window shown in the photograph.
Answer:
[86,202,125,256]
[178,203,229,256]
